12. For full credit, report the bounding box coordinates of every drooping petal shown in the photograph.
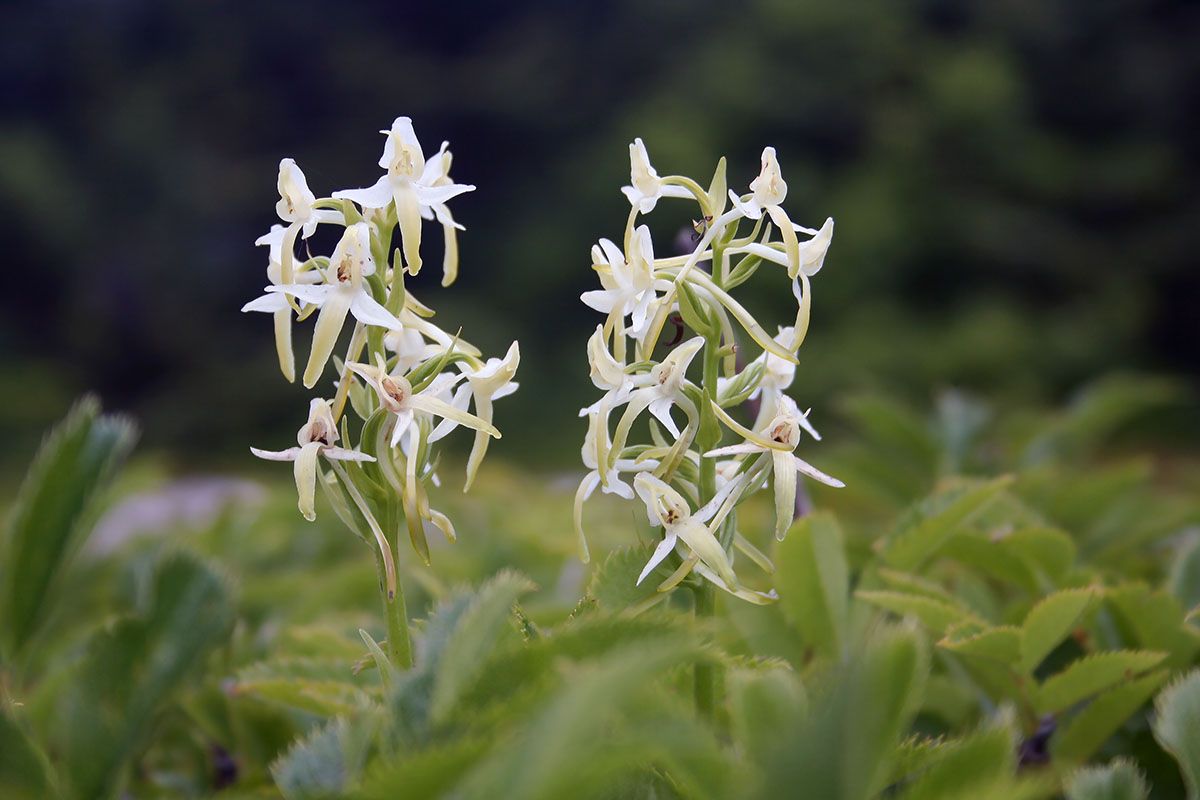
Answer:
[413,182,474,206]
[322,447,376,462]
[406,394,499,438]
[273,307,295,383]
[266,283,336,306]
[793,455,845,488]
[675,518,738,590]
[572,471,601,564]
[637,533,679,585]
[766,205,801,279]
[349,290,404,330]
[241,292,290,313]
[389,408,416,448]
[394,180,423,275]
[772,448,798,541]
[441,217,459,287]
[250,446,302,461]
[302,289,354,389]
[648,396,682,439]
[293,441,323,521]
[692,562,778,604]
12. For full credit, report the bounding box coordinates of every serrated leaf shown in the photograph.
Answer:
[1021,588,1099,674]
[1152,670,1200,800]
[729,663,805,758]
[939,625,1022,666]
[359,628,394,695]
[941,534,1041,592]
[360,736,490,800]
[1001,527,1076,584]
[61,552,235,799]
[430,570,535,724]
[0,705,59,800]
[1035,650,1167,714]
[1,396,137,658]
[777,512,849,659]
[1053,669,1168,764]
[1065,759,1150,800]
[877,568,962,606]
[271,717,374,800]
[234,678,370,717]
[1106,584,1200,668]
[587,545,668,612]
[857,590,976,634]
[898,719,1016,800]
[882,476,1013,571]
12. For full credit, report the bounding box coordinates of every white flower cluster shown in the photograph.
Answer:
[243,117,519,600]
[577,139,841,604]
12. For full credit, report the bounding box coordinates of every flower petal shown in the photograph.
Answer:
[302,289,354,389]
[349,290,405,331]
[333,176,394,210]
[637,533,679,585]
[293,441,323,521]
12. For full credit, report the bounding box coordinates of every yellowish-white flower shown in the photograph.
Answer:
[621,137,692,214]
[581,226,672,344]
[241,224,310,383]
[610,336,704,450]
[729,216,834,278]
[346,354,499,448]
[275,158,340,237]
[707,396,843,541]
[418,142,467,287]
[728,147,812,279]
[457,342,520,491]
[265,222,404,388]
[633,473,740,590]
[333,117,474,277]
[250,398,374,522]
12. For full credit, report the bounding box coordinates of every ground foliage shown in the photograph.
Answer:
[1,376,1199,798]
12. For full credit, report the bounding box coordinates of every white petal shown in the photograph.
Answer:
[637,533,679,585]
[793,456,845,488]
[267,283,334,306]
[323,446,376,462]
[242,293,290,313]
[414,182,475,206]
[250,446,301,461]
[349,291,405,331]
[333,177,394,209]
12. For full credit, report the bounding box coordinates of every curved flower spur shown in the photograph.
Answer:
[244,117,518,669]
[577,137,843,604]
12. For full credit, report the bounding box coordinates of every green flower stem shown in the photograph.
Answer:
[379,501,413,670]
[693,241,726,722]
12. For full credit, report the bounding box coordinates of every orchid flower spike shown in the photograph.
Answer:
[251,398,374,522]
[621,138,692,214]
[346,353,500,448]
[728,147,810,279]
[334,117,475,277]
[633,473,740,591]
[241,224,317,383]
[707,396,844,541]
[265,222,404,388]
[581,225,672,346]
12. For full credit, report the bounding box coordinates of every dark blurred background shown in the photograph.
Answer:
[2,0,1197,475]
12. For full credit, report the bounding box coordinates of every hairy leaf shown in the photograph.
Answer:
[1035,651,1167,715]
[939,624,1022,666]
[1065,759,1150,800]
[777,512,849,659]
[1152,670,1200,800]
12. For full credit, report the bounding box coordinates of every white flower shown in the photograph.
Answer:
[264,222,404,388]
[418,142,467,287]
[581,225,673,345]
[633,473,741,591]
[729,216,834,278]
[746,326,799,427]
[275,158,341,238]
[621,137,692,214]
[609,336,704,455]
[345,354,499,449]
[333,117,474,277]
[728,147,821,280]
[707,396,843,541]
[457,342,520,491]
[251,398,374,522]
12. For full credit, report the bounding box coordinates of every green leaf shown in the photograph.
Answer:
[938,624,1022,666]
[1,396,137,659]
[1065,759,1150,800]
[0,705,59,800]
[898,718,1016,800]
[877,568,963,606]
[728,663,806,758]
[358,628,394,696]
[1001,527,1077,584]
[777,512,849,659]
[60,552,235,799]
[587,545,668,613]
[1053,669,1169,765]
[881,476,1012,571]
[1021,588,1099,674]
[1170,536,1200,615]
[856,590,976,635]
[1152,670,1200,800]
[271,716,374,800]
[234,678,371,717]
[1034,650,1167,715]
[1106,584,1200,669]
[841,394,939,476]
[430,570,535,725]
[360,737,491,800]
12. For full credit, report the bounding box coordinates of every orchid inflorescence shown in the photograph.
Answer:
[577,139,842,604]
[243,117,519,604]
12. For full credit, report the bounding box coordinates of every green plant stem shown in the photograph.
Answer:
[375,544,413,670]
[692,241,726,722]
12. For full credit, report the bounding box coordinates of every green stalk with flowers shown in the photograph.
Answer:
[242,117,519,669]
[576,138,840,713]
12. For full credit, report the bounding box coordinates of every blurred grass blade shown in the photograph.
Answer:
[0,705,60,800]
[1065,759,1150,800]
[61,552,235,799]
[1152,670,1200,800]
[1,396,137,659]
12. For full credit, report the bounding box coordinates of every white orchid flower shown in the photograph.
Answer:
[728,216,834,278]
[707,396,844,541]
[241,224,319,383]
[384,327,445,374]
[456,342,520,491]
[417,142,467,287]
[581,226,673,346]
[633,473,742,591]
[573,392,658,563]
[609,337,704,465]
[748,326,800,426]
[724,147,813,280]
[345,353,499,449]
[250,398,374,522]
[333,117,474,277]
[621,137,692,214]
[272,159,342,289]
[265,222,404,388]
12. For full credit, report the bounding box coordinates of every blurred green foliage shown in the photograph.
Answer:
[1,374,1197,797]
[1,0,1197,469]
